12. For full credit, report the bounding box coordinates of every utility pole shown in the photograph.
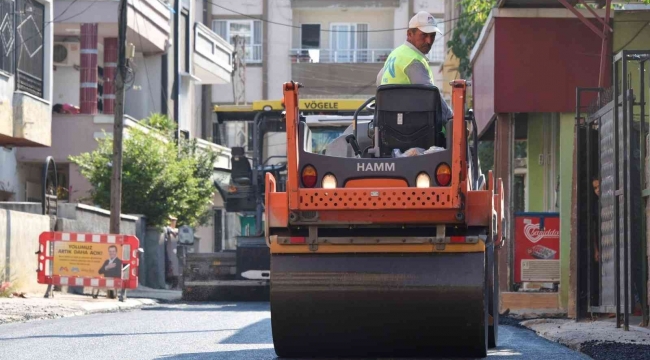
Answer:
[110,0,128,234]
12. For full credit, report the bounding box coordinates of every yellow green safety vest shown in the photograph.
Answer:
[380,44,434,85]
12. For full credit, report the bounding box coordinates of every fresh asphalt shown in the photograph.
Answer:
[0,302,591,360]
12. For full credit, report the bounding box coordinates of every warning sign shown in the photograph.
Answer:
[53,242,123,279]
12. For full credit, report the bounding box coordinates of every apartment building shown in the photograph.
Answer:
[210,0,447,107]
[0,0,54,201]
[15,0,235,253]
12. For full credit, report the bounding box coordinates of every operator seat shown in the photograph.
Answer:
[231,147,252,185]
[373,84,444,157]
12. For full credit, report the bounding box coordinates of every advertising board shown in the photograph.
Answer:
[514,212,561,283]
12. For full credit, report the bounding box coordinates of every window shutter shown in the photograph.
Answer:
[356,24,368,49]
[356,24,368,62]
[253,20,262,45]
[253,20,262,62]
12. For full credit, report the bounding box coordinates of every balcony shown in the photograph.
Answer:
[193,22,234,84]
[0,0,51,147]
[53,0,171,53]
[17,114,232,168]
[289,48,392,64]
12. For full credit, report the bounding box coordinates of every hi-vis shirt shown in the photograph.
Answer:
[376,42,454,121]
[376,42,433,86]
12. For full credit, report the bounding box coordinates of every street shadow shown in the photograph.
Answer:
[141,302,270,312]
[219,318,271,344]
[157,349,277,360]
[156,348,519,360]
[0,329,238,341]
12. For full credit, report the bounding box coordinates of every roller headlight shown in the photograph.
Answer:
[322,174,337,189]
[416,173,430,188]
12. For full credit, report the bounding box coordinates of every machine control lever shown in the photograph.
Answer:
[346,134,362,158]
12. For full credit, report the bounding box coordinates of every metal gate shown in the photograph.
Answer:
[576,50,649,329]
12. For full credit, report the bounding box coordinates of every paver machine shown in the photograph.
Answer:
[264,79,506,358]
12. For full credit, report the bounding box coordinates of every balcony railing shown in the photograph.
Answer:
[291,47,445,64]
[290,49,392,64]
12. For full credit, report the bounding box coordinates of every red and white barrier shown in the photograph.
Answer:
[37,231,140,290]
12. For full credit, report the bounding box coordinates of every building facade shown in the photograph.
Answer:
[209,0,449,111]
[0,0,54,201]
[14,0,235,253]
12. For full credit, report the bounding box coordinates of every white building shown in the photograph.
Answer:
[210,0,448,108]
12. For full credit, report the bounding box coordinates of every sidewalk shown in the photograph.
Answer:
[520,317,650,359]
[0,285,181,326]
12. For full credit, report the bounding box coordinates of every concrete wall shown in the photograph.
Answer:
[13,92,53,147]
[0,202,42,215]
[0,72,14,139]
[55,203,139,235]
[268,0,293,100]
[53,66,79,106]
[212,0,262,15]
[0,209,51,293]
[124,54,163,121]
[212,67,264,104]
[393,0,409,49]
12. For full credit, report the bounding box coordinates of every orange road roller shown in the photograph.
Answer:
[264,80,506,358]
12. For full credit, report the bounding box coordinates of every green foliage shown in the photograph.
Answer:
[447,0,496,78]
[69,114,218,229]
[140,113,176,136]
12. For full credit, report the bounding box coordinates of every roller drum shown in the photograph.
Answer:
[270,252,488,358]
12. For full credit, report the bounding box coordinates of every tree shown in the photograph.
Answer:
[70,114,218,228]
[447,0,496,79]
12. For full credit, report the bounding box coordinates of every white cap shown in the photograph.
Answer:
[408,11,443,35]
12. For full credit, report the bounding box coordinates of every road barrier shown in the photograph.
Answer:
[36,232,140,297]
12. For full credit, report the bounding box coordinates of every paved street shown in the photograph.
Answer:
[0,302,591,360]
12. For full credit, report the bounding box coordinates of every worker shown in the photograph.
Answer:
[377,11,453,121]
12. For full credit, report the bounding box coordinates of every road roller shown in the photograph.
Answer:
[264,79,506,358]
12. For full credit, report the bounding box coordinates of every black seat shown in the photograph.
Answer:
[231,147,252,185]
[374,84,444,157]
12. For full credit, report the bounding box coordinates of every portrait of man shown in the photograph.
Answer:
[98,245,122,278]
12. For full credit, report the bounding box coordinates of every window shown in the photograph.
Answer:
[15,0,44,97]
[212,19,262,63]
[329,23,368,63]
[310,126,347,154]
[0,0,15,74]
[301,24,320,49]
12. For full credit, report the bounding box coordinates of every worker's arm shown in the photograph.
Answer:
[405,62,454,121]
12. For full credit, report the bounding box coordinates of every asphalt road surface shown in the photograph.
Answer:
[0,302,591,360]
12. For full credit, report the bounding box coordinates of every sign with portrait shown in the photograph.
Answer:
[53,242,124,279]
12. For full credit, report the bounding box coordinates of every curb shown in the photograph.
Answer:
[0,297,160,326]
[520,318,650,359]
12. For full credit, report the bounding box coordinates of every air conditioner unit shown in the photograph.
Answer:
[53,42,80,67]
